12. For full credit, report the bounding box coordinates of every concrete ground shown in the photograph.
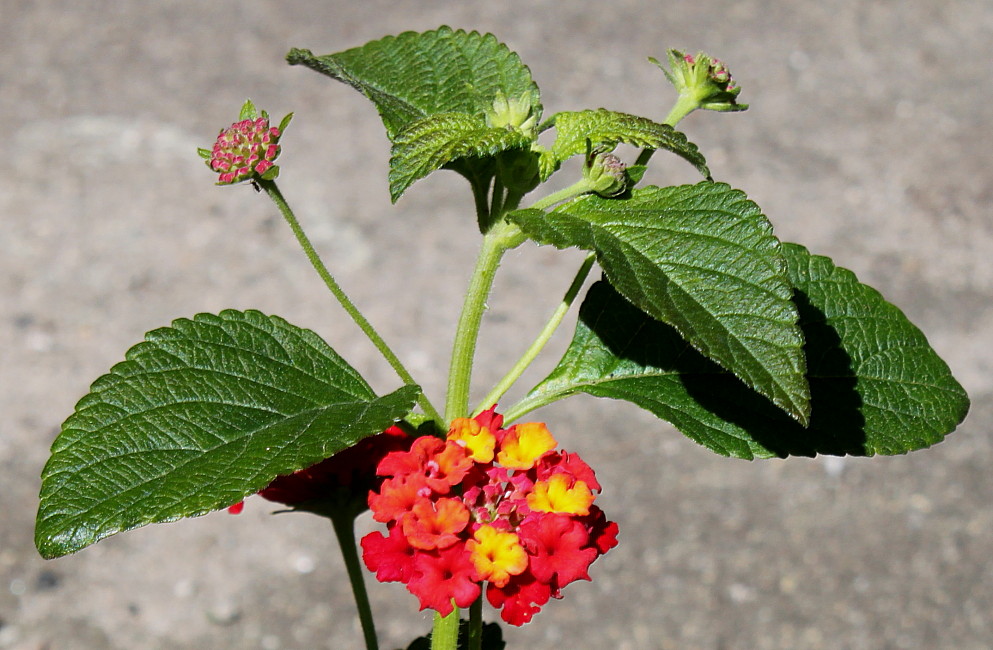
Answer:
[3,1,992,648]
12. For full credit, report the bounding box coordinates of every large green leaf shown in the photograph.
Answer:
[519,247,969,459]
[287,26,541,140]
[36,311,420,558]
[545,109,710,179]
[510,182,809,423]
[389,112,533,202]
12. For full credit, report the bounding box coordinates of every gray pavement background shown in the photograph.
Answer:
[2,1,992,648]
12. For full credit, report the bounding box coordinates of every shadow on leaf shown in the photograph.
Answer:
[579,280,866,457]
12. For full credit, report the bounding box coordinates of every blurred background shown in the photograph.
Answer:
[3,2,991,648]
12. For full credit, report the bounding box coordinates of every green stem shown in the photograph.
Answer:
[635,93,699,167]
[501,385,565,425]
[467,596,483,650]
[431,608,460,650]
[528,178,595,212]
[474,252,596,416]
[330,514,378,650]
[445,221,519,421]
[260,179,442,424]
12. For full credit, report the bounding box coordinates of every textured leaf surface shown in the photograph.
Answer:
[511,182,809,423]
[36,311,419,558]
[287,26,541,140]
[389,112,532,201]
[547,109,709,179]
[523,249,968,458]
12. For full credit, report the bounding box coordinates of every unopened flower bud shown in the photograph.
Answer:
[654,49,746,113]
[199,100,293,185]
[583,152,628,198]
[485,91,537,137]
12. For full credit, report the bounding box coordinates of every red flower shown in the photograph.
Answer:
[406,545,481,616]
[368,475,426,523]
[486,569,552,626]
[535,450,601,492]
[361,525,417,583]
[581,505,620,554]
[518,514,597,588]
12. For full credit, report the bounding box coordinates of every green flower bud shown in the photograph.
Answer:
[583,152,628,198]
[653,50,747,113]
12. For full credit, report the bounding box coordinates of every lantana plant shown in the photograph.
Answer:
[35,27,969,650]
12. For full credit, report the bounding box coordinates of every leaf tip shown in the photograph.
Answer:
[285,48,313,66]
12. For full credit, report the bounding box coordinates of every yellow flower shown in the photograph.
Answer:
[467,524,528,588]
[527,473,593,516]
[496,422,556,470]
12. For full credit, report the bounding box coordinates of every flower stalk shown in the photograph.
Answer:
[259,179,442,424]
[432,609,461,650]
[475,252,596,419]
[331,513,379,650]
[444,219,523,422]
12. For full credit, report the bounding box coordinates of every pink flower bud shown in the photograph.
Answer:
[199,100,293,185]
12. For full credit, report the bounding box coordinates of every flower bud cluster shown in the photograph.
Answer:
[656,49,747,113]
[208,117,281,184]
[361,408,618,625]
[201,101,292,185]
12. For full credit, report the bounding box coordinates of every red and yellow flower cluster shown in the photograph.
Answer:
[361,409,618,626]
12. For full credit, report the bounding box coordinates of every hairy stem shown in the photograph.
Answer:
[474,252,596,416]
[528,178,595,212]
[635,93,699,167]
[431,608,460,650]
[260,179,442,423]
[445,221,520,421]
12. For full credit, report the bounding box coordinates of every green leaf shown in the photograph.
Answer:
[510,182,809,423]
[287,26,541,140]
[546,109,710,179]
[523,249,969,459]
[36,311,420,558]
[389,112,533,202]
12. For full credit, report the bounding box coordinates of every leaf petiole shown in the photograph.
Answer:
[527,177,596,212]
[444,220,519,421]
[475,252,596,419]
[634,93,699,168]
